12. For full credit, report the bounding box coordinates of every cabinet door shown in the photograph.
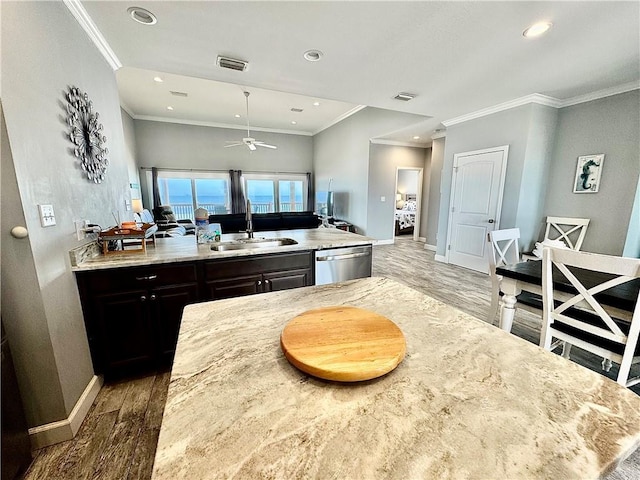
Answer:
[93,290,154,376]
[263,268,312,292]
[151,283,199,364]
[205,274,263,300]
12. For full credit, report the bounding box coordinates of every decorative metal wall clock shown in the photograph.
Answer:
[66,86,109,183]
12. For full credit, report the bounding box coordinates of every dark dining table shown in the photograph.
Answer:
[496,259,640,333]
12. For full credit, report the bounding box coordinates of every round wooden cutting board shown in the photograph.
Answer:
[280,306,406,382]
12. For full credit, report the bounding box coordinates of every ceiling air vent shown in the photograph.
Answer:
[169,91,188,97]
[394,92,417,101]
[291,108,304,113]
[216,56,249,72]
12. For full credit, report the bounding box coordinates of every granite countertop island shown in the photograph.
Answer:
[152,277,640,479]
[70,227,373,271]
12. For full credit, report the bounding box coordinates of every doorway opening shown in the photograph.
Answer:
[394,167,423,242]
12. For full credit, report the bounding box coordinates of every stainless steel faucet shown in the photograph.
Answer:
[245,199,254,238]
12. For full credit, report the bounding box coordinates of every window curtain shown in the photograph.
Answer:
[152,167,162,210]
[306,172,315,212]
[229,169,246,214]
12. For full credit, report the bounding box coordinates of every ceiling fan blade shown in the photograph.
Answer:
[248,143,257,151]
[224,143,243,148]
[256,143,277,149]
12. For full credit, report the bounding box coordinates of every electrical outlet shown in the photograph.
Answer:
[380,196,386,202]
[38,204,56,227]
[75,220,88,240]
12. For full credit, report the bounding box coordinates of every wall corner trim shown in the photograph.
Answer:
[63,0,122,70]
[434,254,448,263]
[313,105,367,135]
[28,375,103,450]
[424,243,437,251]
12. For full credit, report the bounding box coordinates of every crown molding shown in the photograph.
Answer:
[559,81,640,107]
[370,139,430,148]
[442,94,561,127]
[313,105,367,135]
[120,102,135,119]
[63,0,122,70]
[442,83,640,127]
[431,131,447,140]
[134,115,313,136]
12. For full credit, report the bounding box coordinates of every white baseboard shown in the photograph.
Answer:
[28,375,103,449]
[417,236,426,243]
[375,239,395,245]
[434,254,448,263]
[424,244,436,251]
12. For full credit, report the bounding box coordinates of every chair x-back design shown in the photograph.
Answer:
[540,247,640,387]
[543,216,590,251]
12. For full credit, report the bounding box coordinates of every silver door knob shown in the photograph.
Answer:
[488,219,495,224]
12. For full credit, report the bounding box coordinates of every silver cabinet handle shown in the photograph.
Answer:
[136,275,157,281]
[257,280,262,286]
[140,295,147,302]
[150,294,156,301]
[316,251,370,262]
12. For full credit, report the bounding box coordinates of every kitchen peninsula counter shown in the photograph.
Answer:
[152,277,640,479]
[71,227,373,271]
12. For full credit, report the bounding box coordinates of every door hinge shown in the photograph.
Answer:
[451,207,455,213]
[454,166,459,173]
[447,244,451,251]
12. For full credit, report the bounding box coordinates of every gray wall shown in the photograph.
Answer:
[367,144,426,240]
[436,104,558,256]
[419,147,432,241]
[122,109,142,205]
[1,2,132,426]
[425,137,444,246]
[134,119,313,208]
[313,107,430,234]
[543,90,640,255]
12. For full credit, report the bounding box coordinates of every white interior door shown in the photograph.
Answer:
[446,146,508,273]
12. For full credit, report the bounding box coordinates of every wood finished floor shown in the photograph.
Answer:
[23,236,638,479]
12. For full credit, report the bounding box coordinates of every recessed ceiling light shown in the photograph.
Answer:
[313,101,320,106]
[127,7,157,25]
[234,114,241,118]
[166,106,174,111]
[523,22,552,38]
[303,50,323,62]
[413,136,420,140]
[291,121,297,125]
[153,76,163,83]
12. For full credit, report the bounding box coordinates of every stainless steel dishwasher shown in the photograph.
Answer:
[314,245,372,285]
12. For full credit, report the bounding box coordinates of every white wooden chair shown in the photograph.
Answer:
[523,216,590,260]
[540,247,640,387]
[487,228,521,323]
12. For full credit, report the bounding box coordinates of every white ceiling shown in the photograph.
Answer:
[79,1,640,146]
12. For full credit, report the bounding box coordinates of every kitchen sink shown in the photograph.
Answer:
[211,237,298,251]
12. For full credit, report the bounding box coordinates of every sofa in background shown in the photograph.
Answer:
[151,205,196,237]
[208,211,321,233]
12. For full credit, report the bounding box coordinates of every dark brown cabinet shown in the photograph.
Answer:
[75,250,314,380]
[76,263,199,379]
[203,251,313,300]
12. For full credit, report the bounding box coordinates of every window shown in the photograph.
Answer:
[243,173,308,213]
[146,170,230,220]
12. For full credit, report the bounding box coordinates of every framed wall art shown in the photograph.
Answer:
[573,154,604,193]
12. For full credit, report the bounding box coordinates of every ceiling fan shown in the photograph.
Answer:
[224,91,277,151]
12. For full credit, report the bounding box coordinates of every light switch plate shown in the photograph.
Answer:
[38,204,56,227]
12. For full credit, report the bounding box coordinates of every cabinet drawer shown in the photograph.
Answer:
[204,251,312,280]
[80,263,198,293]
